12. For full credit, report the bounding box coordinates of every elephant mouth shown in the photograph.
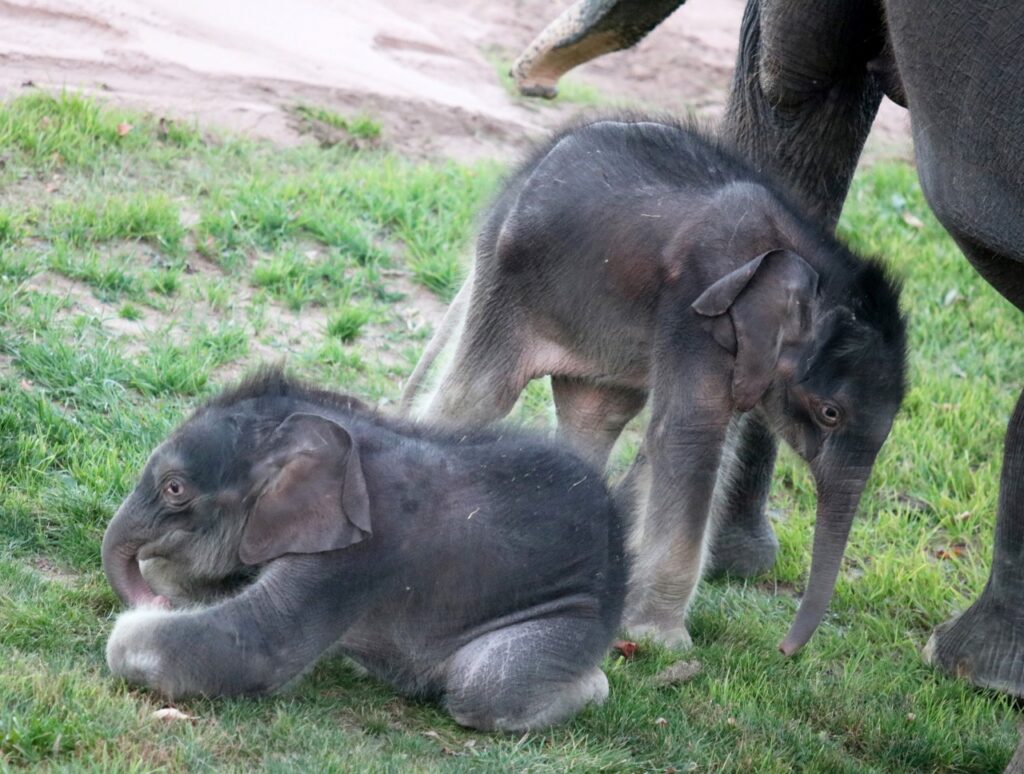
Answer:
[136,554,258,608]
[120,551,171,609]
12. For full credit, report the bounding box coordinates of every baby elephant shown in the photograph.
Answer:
[102,369,626,731]
[402,117,907,655]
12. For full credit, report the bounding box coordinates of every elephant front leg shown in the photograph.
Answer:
[107,605,282,698]
[625,348,732,648]
[705,412,780,578]
[106,558,355,699]
[925,388,1024,696]
[625,487,713,650]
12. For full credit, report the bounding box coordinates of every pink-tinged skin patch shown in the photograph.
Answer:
[120,553,170,609]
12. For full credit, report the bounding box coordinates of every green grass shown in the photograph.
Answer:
[47,243,146,301]
[47,193,186,254]
[0,91,199,171]
[293,104,382,141]
[0,93,1021,771]
[327,305,372,342]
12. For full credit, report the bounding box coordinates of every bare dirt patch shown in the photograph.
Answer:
[0,0,910,164]
[29,555,79,587]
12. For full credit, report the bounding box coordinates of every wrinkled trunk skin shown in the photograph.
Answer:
[101,495,159,607]
[780,459,872,656]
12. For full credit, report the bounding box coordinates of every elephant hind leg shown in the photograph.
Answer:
[416,291,529,428]
[706,413,780,579]
[444,618,609,731]
[551,376,647,470]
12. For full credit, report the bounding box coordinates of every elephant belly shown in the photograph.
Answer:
[524,328,651,391]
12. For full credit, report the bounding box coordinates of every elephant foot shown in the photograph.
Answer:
[706,515,779,579]
[924,592,1024,697]
[623,613,693,651]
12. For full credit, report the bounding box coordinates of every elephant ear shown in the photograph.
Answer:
[692,249,819,411]
[240,413,372,565]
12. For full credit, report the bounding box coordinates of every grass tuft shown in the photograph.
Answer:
[48,194,185,254]
[327,306,372,342]
[0,91,204,173]
[293,104,382,140]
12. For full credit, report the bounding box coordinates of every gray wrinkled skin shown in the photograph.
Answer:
[103,370,626,732]
[403,117,906,655]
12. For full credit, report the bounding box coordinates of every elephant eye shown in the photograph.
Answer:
[817,402,842,427]
[162,477,189,503]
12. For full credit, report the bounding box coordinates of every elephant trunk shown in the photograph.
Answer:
[779,462,870,656]
[101,498,160,608]
[511,0,684,98]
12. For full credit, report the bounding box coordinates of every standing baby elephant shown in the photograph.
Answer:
[102,369,626,731]
[402,117,907,655]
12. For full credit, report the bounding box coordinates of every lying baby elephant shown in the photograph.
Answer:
[102,369,626,731]
[402,117,907,655]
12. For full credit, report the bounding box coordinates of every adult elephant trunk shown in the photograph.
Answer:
[779,456,873,656]
[101,496,160,608]
[511,0,684,98]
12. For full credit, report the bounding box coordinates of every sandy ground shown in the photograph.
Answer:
[0,0,912,164]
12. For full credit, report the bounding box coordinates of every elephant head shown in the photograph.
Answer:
[102,393,372,610]
[694,249,907,654]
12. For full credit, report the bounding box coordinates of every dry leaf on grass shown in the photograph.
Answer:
[943,288,964,306]
[151,707,195,722]
[935,543,966,560]
[902,211,925,229]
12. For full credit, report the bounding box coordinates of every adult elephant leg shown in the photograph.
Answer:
[723,0,886,225]
[706,412,779,578]
[882,0,1024,695]
[925,388,1024,695]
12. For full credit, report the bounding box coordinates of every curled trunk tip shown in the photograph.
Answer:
[101,511,158,607]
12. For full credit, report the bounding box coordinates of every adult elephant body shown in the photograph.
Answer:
[514,0,1024,694]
